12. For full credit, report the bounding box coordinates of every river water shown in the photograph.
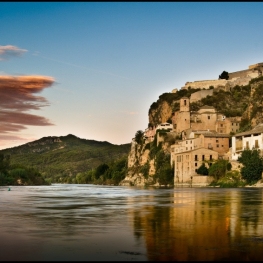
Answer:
[0,184,263,261]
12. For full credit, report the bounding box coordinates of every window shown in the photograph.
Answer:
[195,155,198,161]
[184,100,186,106]
[217,144,219,148]
[208,116,210,120]
[220,124,223,127]
[195,163,198,167]
[246,141,249,149]
[255,140,259,148]
[202,155,205,161]
[210,155,212,160]
[216,139,218,143]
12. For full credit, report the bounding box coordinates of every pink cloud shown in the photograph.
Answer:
[0,75,55,136]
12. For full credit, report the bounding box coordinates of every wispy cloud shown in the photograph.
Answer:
[34,52,131,80]
[0,75,55,134]
[0,45,27,61]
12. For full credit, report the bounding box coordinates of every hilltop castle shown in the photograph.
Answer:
[178,62,263,91]
[144,62,263,186]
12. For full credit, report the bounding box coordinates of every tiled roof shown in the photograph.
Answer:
[192,130,229,138]
[235,123,263,137]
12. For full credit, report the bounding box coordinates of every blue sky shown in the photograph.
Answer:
[1,2,263,149]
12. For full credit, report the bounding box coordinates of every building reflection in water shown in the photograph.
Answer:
[131,188,263,261]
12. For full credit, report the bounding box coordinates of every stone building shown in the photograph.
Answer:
[181,62,263,90]
[171,131,230,184]
[172,98,241,136]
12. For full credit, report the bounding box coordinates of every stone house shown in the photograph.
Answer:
[172,147,218,184]
[171,131,229,184]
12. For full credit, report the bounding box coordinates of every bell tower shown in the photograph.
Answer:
[180,97,190,112]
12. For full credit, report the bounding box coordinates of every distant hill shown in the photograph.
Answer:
[0,134,131,182]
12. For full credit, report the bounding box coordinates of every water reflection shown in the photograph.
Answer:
[0,185,263,260]
[131,188,263,261]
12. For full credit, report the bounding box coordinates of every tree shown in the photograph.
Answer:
[238,149,263,183]
[219,71,229,80]
[196,163,209,175]
[94,163,109,179]
[208,159,228,180]
[135,130,144,144]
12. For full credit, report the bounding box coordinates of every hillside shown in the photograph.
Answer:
[0,134,131,183]
[148,76,263,131]
[120,76,263,187]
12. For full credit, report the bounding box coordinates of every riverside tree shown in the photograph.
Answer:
[238,149,263,184]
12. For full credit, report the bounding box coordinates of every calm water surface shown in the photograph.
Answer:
[0,184,263,261]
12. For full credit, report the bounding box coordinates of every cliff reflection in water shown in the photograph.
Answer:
[132,188,263,261]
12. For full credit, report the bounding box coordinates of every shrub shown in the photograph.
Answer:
[196,163,209,175]
[238,149,263,184]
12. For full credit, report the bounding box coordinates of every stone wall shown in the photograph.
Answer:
[190,89,214,103]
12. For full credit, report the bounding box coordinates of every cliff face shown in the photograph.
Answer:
[121,76,263,187]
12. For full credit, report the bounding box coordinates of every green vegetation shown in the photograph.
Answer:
[209,149,263,187]
[219,70,229,80]
[154,149,174,186]
[0,134,130,184]
[208,159,229,180]
[148,88,200,125]
[73,156,128,185]
[208,159,246,187]
[134,130,144,144]
[196,163,209,175]
[0,153,47,186]
[209,170,246,188]
[238,149,263,184]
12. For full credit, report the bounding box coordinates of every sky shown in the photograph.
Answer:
[1,2,263,150]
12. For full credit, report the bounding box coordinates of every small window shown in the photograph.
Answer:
[208,116,210,120]
[195,163,198,167]
[217,144,219,147]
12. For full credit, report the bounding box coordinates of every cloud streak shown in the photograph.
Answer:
[0,45,27,61]
[0,75,55,135]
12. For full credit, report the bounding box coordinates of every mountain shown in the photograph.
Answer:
[0,134,131,182]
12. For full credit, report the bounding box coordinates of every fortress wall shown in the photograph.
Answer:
[182,79,227,90]
[190,89,214,103]
[228,69,252,79]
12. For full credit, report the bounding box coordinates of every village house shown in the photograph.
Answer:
[231,123,263,161]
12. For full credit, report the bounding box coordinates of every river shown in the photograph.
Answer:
[0,184,263,261]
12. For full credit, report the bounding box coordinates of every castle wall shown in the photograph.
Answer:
[228,69,252,79]
[190,89,214,103]
[183,79,227,90]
